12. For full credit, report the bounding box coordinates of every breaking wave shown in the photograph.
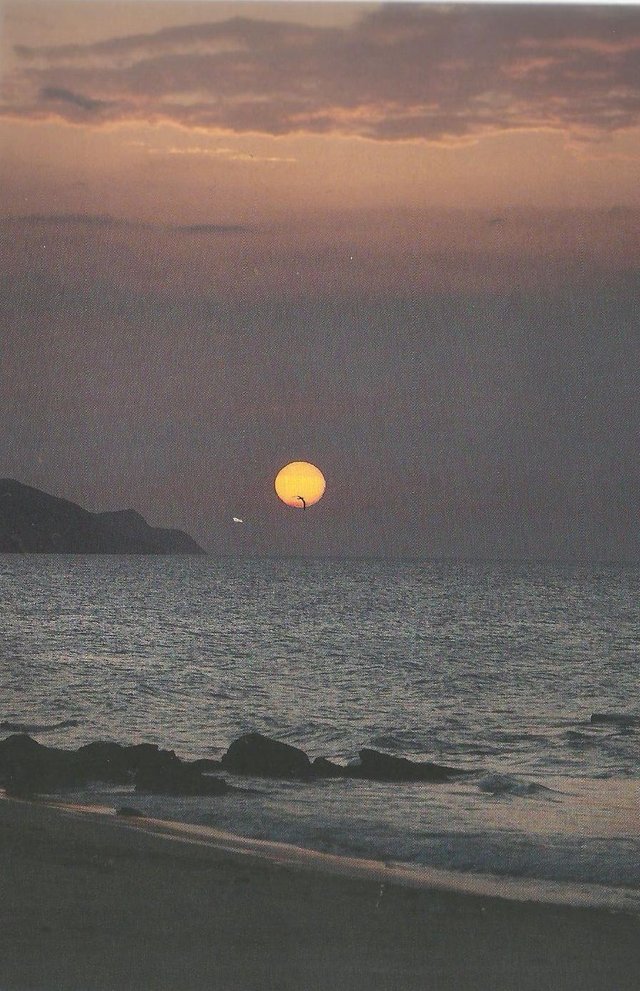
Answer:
[477,773,555,797]
[0,718,81,733]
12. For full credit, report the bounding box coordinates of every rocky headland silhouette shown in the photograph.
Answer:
[0,479,204,554]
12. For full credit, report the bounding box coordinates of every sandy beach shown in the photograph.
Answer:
[1,796,638,991]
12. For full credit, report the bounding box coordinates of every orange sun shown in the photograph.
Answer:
[275,461,326,509]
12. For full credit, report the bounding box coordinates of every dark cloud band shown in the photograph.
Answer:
[3,5,640,141]
[0,214,251,236]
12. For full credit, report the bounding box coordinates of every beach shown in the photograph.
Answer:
[1,796,638,991]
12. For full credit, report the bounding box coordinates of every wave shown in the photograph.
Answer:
[23,797,640,914]
[488,731,550,745]
[476,773,555,798]
[590,713,638,729]
[0,718,81,733]
[369,731,426,751]
[564,730,603,747]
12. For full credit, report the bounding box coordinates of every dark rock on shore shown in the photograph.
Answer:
[350,748,469,783]
[125,743,180,776]
[74,741,180,784]
[0,735,228,797]
[74,741,133,783]
[311,748,469,783]
[312,757,346,778]
[1,732,471,795]
[185,758,224,774]
[590,713,638,727]
[221,735,469,783]
[0,734,83,795]
[222,733,312,779]
[135,762,229,796]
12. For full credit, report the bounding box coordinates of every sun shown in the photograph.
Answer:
[275,461,326,509]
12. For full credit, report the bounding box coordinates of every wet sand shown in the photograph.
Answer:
[1,796,638,991]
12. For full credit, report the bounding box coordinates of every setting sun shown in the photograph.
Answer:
[274,462,326,509]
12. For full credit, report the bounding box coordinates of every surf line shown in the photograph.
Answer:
[7,795,639,916]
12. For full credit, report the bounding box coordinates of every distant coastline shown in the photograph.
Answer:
[0,479,204,554]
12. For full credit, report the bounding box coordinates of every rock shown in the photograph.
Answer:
[74,741,132,783]
[312,757,347,778]
[127,744,229,793]
[0,734,82,795]
[222,733,312,779]
[74,741,181,784]
[116,806,143,817]
[124,743,180,776]
[352,748,468,783]
[590,713,638,727]
[0,735,213,796]
[185,758,224,774]
[135,762,229,796]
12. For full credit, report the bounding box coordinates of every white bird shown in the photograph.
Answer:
[232,516,244,524]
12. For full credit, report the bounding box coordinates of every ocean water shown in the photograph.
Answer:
[1,555,638,903]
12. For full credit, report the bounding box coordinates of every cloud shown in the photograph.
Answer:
[173,223,248,234]
[0,213,251,235]
[160,145,296,163]
[0,213,133,229]
[2,5,640,143]
[40,85,110,114]
[2,208,639,302]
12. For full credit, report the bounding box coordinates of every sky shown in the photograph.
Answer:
[0,1,638,560]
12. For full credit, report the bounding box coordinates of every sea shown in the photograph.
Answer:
[1,556,638,909]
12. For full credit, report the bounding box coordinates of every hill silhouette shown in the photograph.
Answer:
[0,480,204,554]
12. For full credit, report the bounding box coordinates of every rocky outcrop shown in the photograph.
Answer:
[590,713,638,727]
[220,735,469,783]
[310,748,469,783]
[0,734,82,795]
[350,748,469,783]
[135,762,229,796]
[312,756,346,778]
[0,735,227,797]
[73,741,135,783]
[0,478,204,554]
[74,741,181,784]
[0,731,471,795]
[222,733,313,779]
[185,758,224,774]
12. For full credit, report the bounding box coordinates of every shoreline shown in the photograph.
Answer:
[2,796,640,991]
[13,793,640,916]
